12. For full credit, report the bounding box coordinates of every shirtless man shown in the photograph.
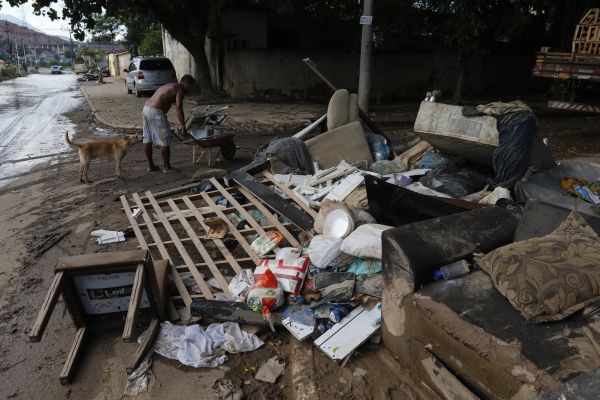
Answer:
[142,74,196,172]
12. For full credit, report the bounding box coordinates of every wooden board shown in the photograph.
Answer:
[231,172,314,232]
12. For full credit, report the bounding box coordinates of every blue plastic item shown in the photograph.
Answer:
[433,260,470,281]
[367,134,391,161]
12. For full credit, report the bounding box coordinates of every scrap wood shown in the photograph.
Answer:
[395,140,431,170]
[120,173,313,307]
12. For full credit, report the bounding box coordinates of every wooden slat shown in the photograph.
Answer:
[237,185,301,247]
[200,191,261,263]
[131,202,257,229]
[127,318,160,374]
[263,171,318,219]
[59,327,86,385]
[144,191,214,299]
[174,257,253,271]
[167,198,231,295]
[122,263,145,342]
[210,178,268,236]
[128,194,193,307]
[145,221,295,248]
[181,195,242,274]
[29,271,64,342]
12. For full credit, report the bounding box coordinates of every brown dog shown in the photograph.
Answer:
[65,133,140,182]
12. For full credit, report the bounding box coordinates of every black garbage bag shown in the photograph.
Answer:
[264,137,314,175]
[492,111,537,189]
[462,104,554,190]
[420,167,492,198]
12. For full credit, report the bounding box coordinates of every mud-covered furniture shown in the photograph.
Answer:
[381,202,600,399]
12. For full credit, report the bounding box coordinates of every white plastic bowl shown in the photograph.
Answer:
[324,209,355,239]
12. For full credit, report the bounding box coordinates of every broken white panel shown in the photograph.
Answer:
[324,173,364,202]
[310,161,356,186]
[314,303,381,361]
[274,174,311,187]
[132,208,142,218]
[282,316,314,341]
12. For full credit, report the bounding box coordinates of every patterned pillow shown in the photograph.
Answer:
[476,211,600,324]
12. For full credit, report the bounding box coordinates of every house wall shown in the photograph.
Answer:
[116,53,131,79]
[221,49,538,100]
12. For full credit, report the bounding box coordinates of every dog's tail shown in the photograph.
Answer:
[64,132,81,149]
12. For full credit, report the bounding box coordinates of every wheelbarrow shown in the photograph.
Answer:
[178,106,237,167]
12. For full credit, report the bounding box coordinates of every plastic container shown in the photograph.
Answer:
[433,260,470,281]
[323,209,354,239]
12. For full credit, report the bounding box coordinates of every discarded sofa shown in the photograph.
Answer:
[381,201,600,399]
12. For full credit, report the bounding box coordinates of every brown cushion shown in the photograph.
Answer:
[476,211,600,323]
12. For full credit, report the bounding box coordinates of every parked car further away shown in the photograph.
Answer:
[74,64,87,74]
[124,56,177,97]
[51,65,62,74]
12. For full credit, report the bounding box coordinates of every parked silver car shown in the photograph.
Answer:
[124,56,177,97]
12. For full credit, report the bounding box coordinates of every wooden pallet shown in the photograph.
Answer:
[573,8,600,55]
[120,174,316,307]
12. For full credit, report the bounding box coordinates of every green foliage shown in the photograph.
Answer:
[91,14,122,42]
[138,28,163,55]
[78,48,104,66]
[2,64,17,77]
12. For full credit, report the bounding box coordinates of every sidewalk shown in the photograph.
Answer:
[79,77,325,133]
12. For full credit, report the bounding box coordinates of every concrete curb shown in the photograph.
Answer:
[78,83,139,130]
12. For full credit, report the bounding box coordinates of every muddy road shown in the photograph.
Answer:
[0,71,82,187]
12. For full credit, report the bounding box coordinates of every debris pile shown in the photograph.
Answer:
[28,86,600,399]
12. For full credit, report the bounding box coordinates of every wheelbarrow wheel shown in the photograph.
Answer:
[221,141,236,160]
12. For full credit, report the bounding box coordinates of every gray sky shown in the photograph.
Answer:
[1,1,69,38]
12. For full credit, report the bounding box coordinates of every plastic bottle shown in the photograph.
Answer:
[433,260,470,281]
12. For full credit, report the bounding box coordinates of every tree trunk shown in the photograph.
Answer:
[453,48,467,105]
[189,44,215,98]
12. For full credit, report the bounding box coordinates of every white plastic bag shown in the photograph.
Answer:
[308,235,343,269]
[340,223,393,259]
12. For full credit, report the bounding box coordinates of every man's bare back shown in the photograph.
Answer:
[145,83,180,114]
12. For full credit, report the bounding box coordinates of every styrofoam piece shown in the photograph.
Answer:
[90,229,120,237]
[324,173,364,202]
[97,232,126,244]
[314,303,381,361]
[132,208,142,218]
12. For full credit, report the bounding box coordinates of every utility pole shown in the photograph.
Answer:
[358,0,374,112]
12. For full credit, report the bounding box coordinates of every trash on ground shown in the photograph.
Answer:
[255,356,285,383]
[247,269,285,329]
[123,353,155,396]
[204,218,229,239]
[91,229,126,244]
[250,231,285,256]
[213,379,243,400]
[153,321,263,368]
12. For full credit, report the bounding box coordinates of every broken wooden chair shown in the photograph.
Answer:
[29,250,170,383]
